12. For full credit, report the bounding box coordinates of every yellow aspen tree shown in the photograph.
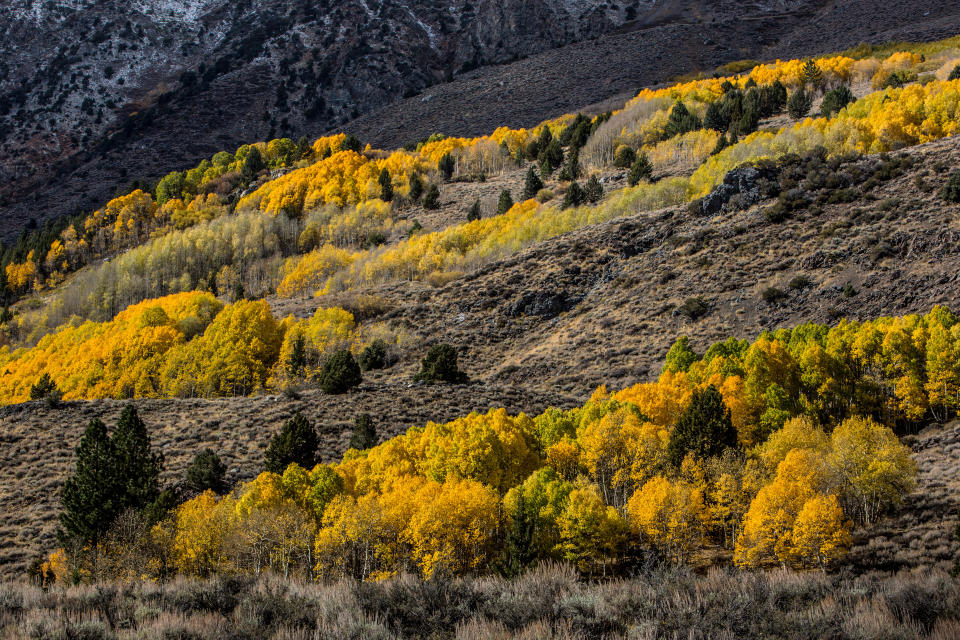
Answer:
[789,494,851,571]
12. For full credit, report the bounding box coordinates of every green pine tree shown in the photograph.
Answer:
[186,449,227,494]
[788,88,813,119]
[496,189,514,216]
[438,153,456,180]
[666,385,738,467]
[409,173,425,202]
[264,413,319,473]
[111,405,163,514]
[522,166,544,200]
[241,146,265,182]
[318,349,362,394]
[628,152,653,186]
[414,343,468,383]
[59,419,119,545]
[663,100,702,139]
[423,184,441,210]
[583,175,603,203]
[378,168,394,202]
[467,199,482,222]
[562,182,585,209]
[349,414,377,451]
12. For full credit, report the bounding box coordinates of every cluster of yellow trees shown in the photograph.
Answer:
[0,292,375,403]
[145,309,941,580]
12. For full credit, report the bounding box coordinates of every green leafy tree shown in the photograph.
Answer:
[265,413,319,473]
[318,349,362,394]
[667,385,738,467]
[439,153,455,180]
[423,184,441,210]
[378,168,394,202]
[111,405,163,514]
[788,88,813,119]
[584,175,603,203]
[663,100,702,139]
[155,171,184,205]
[467,199,482,222]
[349,413,377,450]
[186,449,227,494]
[414,343,468,383]
[59,419,118,545]
[628,152,653,186]
[820,86,854,118]
[664,336,698,373]
[523,166,544,200]
[497,189,514,216]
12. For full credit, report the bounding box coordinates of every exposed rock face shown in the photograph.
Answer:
[697,166,779,216]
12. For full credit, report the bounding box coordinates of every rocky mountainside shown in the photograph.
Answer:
[0,0,644,238]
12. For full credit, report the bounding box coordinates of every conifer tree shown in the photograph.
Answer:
[584,175,603,203]
[788,88,813,119]
[318,349,362,394]
[378,168,394,202]
[562,182,586,209]
[341,134,362,152]
[59,419,118,545]
[704,101,726,132]
[628,152,653,186]
[467,199,482,222]
[522,166,544,200]
[415,343,468,383]
[801,59,824,91]
[423,184,441,210]
[241,147,265,182]
[559,148,581,181]
[539,139,564,175]
[439,153,456,180]
[667,385,738,467]
[409,173,425,202]
[186,449,227,494]
[265,413,319,473]
[349,413,377,451]
[111,405,163,514]
[287,333,307,379]
[496,189,514,216]
[663,100,702,139]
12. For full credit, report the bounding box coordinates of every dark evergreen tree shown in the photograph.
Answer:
[942,170,960,203]
[265,413,319,473]
[341,134,362,152]
[628,152,653,186]
[318,349,362,394]
[438,153,456,180]
[613,145,637,169]
[29,373,59,402]
[538,139,564,175]
[562,182,586,209]
[667,385,738,467]
[423,184,441,210]
[703,101,726,132]
[950,65,960,81]
[820,85,855,118]
[522,166,544,200]
[788,88,813,119]
[710,133,729,156]
[558,148,581,181]
[186,449,227,494]
[467,199,482,222]
[409,173,424,202]
[111,405,163,514]
[584,175,603,203]
[500,492,537,577]
[241,146,265,182]
[59,419,118,545]
[349,413,377,451]
[496,189,514,216]
[801,59,823,91]
[414,343,468,383]
[288,333,307,379]
[378,168,394,202]
[358,338,388,371]
[663,100,702,139]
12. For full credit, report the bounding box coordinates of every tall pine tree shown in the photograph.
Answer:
[59,419,118,545]
[667,385,738,467]
[112,405,163,514]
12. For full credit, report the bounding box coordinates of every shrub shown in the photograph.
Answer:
[186,449,227,494]
[613,145,636,169]
[358,339,388,371]
[414,343,468,383]
[264,413,318,473]
[318,349,363,394]
[349,414,377,450]
[536,188,555,203]
[677,296,710,321]
[423,184,440,210]
[788,88,812,119]
[942,170,960,203]
[628,153,653,186]
[762,286,787,303]
[788,275,812,290]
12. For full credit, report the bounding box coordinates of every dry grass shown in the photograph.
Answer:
[1,564,959,639]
